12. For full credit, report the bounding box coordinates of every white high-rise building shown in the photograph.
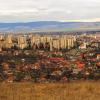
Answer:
[18,36,27,49]
[5,34,13,48]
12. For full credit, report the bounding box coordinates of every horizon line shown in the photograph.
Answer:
[0,20,100,23]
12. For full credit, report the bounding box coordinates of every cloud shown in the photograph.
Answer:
[0,0,99,22]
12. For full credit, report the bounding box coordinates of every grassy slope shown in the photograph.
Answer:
[0,81,100,100]
[31,27,100,33]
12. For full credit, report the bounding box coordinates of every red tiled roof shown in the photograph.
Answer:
[49,57,64,61]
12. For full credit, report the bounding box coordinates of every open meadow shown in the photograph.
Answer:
[0,81,100,100]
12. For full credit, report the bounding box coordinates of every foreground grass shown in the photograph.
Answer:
[0,81,100,100]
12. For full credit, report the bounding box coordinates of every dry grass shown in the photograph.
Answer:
[0,81,100,100]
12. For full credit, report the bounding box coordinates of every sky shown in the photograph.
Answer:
[0,0,100,22]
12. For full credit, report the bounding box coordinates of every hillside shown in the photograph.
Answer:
[0,81,100,100]
[0,21,100,32]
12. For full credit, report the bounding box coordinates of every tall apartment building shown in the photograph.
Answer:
[0,35,4,50]
[2,34,76,51]
[5,34,13,48]
[49,35,76,51]
[18,36,27,49]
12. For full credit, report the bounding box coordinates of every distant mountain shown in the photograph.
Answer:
[0,21,100,32]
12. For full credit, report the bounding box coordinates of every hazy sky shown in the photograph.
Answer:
[0,0,100,22]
